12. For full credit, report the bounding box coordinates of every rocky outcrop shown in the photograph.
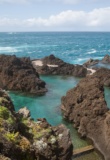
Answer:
[18,107,30,118]
[0,89,73,160]
[83,54,110,69]
[83,58,99,68]
[93,68,110,87]
[61,68,110,160]
[0,54,47,95]
[32,55,87,77]
[42,54,64,66]
[102,54,110,64]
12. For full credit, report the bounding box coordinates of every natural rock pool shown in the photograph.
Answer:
[9,75,102,160]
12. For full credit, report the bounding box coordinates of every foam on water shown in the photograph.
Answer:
[0,32,110,64]
[87,49,97,54]
[0,46,18,53]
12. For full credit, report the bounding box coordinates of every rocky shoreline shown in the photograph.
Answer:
[0,89,73,160]
[61,67,110,160]
[1,53,110,159]
[83,54,110,68]
[32,54,87,77]
[0,54,47,95]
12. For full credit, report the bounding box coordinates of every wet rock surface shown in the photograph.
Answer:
[0,54,47,95]
[32,55,87,77]
[61,68,110,160]
[0,89,73,160]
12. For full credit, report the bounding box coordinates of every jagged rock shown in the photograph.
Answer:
[18,107,30,118]
[0,88,14,112]
[61,69,110,160]
[101,54,110,63]
[93,68,110,87]
[0,54,47,95]
[0,89,73,160]
[32,55,87,77]
[83,58,99,67]
[42,54,64,65]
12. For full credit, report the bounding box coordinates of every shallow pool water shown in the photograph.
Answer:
[9,75,102,159]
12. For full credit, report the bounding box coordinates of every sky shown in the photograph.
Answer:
[0,0,110,31]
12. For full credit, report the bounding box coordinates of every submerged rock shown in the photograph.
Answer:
[32,54,87,77]
[61,68,110,160]
[0,54,47,95]
[0,89,73,160]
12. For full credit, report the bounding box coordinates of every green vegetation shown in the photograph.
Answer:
[0,106,9,119]
[0,97,8,104]
[0,106,15,128]
[5,132,19,143]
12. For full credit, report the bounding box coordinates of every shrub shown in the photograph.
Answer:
[5,132,19,142]
[0,106,9,119]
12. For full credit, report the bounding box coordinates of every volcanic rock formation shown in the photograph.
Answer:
[0,89,73,160]
[83,58,99,68]
[32,54,87,77]
[61,68,110,160]
[0,54,47,95]
[102,54,110,64]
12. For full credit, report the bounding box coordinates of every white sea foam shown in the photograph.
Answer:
[7,32,17,35]
[73,57,89,65]
[95,56,103,60]
[87,49,97,54]
[77,58,89,62]
[0,47,18,53]
[27,51,32,54]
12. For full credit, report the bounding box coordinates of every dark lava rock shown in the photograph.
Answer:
[32,55,87,77]
[42,54,64,66]
[83,58,99,67]
[61,68,110,160]
[0,89,73,160]
[93,68,110,87]
[101,54,110,64]
[0,54,47,95]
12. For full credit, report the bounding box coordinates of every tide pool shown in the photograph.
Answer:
[9,75,79,126]
[9,75,102,159]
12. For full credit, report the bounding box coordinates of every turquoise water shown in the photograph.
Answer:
[9,75,102,159]
[0,32,110,64]
[9,75,80,126]
[9,75,89,149]
[1,32,108,159]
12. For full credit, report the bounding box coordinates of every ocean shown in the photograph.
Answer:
[0,32,109,160]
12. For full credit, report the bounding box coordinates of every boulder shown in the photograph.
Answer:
[42,54,64,65]
[18,107,30,118]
